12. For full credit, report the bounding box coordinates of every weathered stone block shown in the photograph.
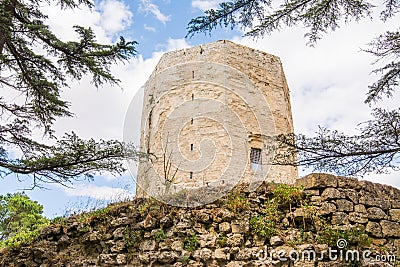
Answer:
[89,231,101,242]
[252,234,266,246]
[40,226,62,237]
[158,251,178,264]
[193,248,212,262]
[226,234,244,247]
[317,202,336,215]
[354,204,367,213]
[380,220,400,237]
[214,248,230,261]
[57,235,70,247]
[235,248,254,261]
[116,254,126,265]
[336,199,354,212]
[226,261,245,267]
[110,217,130,227]
[321,188,343,200]
[98,254,117,265]
[196,211,212,224]
[367,207,387,220]
[348,212,368,224]
[139,239,156,251]
[392,200,400,209]
[366,221,382,238]
[176,220,192,230]
[343,189,359,204]
[389,209,400,222]
[270,236,284,246]
[171,240,183,252]
[199,233,217,248]
[296,243,313,252]
[231,219,249,234]
[337,176,361,190]
[218,222,231,233]
[359,194,391,210]
[112,227,125,239]
[139,216,157,229]
[273,245,295,259]
[310,196,322,204]
[160,216,173,228]
[296,173,338,189]
[110,240,125,253]
[331,212,349,225]
[214,208,235,222]
[158,241,171,251]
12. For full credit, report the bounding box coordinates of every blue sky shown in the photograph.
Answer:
[1,0,399,218]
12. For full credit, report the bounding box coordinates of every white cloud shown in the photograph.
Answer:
[52,52,162,142]
[144,24,156,32]
[232,16,396,135]
[51,38,190,145]
[43,4,106,42]
[363,172,400,187]
[43,0,133,43]
[64,184,134,200]
[192,0,224,11]
[140,0,171,25]
[165,38,191,51]
[97,0,133,36]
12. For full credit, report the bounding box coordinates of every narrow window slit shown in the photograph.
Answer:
[250,148,262,171]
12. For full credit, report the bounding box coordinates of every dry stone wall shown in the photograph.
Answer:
[1,173,399,266]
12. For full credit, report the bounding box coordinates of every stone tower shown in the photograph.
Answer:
[136,40,297,205]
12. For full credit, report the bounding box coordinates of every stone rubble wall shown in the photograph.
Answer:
[1,173,399,267]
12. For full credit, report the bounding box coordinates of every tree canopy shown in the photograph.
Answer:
[188,0,400,176]
[0,0,138,187]
[0,192,49,247]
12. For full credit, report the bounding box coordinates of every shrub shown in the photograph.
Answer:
[273,184,303,208]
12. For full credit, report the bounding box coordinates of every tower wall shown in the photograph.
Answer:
[137,40,298,199]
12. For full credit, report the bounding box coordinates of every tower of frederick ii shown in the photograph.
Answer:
[136,40,298,206]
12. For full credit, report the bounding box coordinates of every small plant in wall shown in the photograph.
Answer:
[217,233,227,247]
[249,216,277,239]
[123,226,143,250]
[154,229,166,242]
[162,136,180,194]
[249,184,305,239]
[178,253,190,265]
[225,191,250,215]
[183,234,200,252]
[272,184,303,211]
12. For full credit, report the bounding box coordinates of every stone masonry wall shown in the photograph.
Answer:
[1,173,399,266]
